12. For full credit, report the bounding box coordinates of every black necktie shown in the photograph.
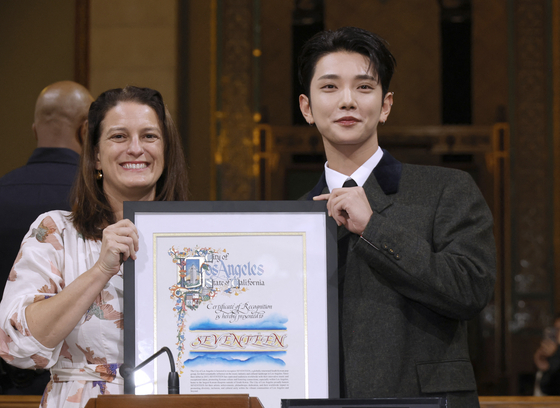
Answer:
[342,178,357,188]
[338,177,356,397]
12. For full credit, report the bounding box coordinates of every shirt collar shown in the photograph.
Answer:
[27,147,80,166]
[324,146,383,192]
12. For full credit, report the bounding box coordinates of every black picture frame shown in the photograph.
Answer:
[123,200,339,401]
[281,398,447,408]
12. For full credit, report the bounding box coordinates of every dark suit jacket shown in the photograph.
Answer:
[0,147,77,395]
[540,348,560,395]
[306,150,496,408]
[0,148,79,298]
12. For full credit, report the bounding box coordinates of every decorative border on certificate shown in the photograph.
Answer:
[154,232,309,394]
[123,201,339,408]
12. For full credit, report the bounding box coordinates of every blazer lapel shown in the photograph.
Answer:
[373,149,402,195]
[365,149,402,213]
[364,178,393,214]
[306,172,328,200]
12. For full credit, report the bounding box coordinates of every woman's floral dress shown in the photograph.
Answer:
[0,211,124,407]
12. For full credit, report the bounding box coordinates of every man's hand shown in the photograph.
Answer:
[534,339,559,371]
[313,186,373,235]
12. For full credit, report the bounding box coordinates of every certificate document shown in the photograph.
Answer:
[123,201,339,408]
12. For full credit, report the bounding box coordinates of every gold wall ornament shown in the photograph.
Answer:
[553,0,560,313]
[511,0,552,295]
[214,0,258,200]
[503,0,557,396]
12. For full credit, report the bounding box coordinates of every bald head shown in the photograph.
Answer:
[33,81,94,154]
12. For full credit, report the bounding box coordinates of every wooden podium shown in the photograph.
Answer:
[81,395,560,408]
[479,396,560,407]
[0,395,42,408]
[83,394,263,408]
[3,395,560,408]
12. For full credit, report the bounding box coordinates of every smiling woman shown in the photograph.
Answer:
[0,86,188,408]
[95,102,165,211]
[74,86,189,239]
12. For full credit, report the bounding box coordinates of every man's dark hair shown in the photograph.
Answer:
[298,26,396,101]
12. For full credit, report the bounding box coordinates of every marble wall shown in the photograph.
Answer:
[89,0,179,120]
[0,0,75,177]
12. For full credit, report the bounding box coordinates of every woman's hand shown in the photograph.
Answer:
[26,219,139,348]
[95,219,139,279]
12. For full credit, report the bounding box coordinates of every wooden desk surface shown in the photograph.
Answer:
[479,396,560,407]
[0,395,41,408]
[3,395,560,408]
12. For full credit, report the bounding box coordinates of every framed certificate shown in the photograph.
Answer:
[281,398,447,408]
[123,201,339,407]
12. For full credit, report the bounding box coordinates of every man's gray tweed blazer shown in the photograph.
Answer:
[306,150,496,408]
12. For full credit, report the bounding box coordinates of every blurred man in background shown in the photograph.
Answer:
[0,80,92,394]
[534,315,560,395]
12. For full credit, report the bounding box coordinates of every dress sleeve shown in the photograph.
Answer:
[0,212,66,369]
[354,170,497,321]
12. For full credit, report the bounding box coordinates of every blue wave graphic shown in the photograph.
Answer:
[190,313,288,330]
[184,352,286,367]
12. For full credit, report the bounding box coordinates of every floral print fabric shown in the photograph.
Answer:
[0,211,124,407]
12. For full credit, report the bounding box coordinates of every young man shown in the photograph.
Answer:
[299,27,496,408]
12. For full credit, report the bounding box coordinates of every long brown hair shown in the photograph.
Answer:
[71,86,188,240]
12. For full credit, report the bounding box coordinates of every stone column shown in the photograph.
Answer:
[215,0,257,200]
